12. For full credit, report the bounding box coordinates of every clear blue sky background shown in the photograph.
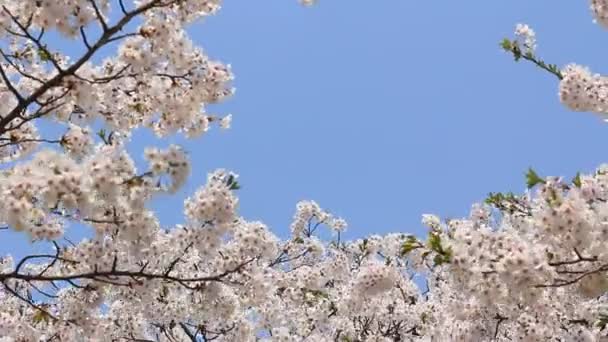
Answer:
[156,1,607,239]
[4,1,608,256]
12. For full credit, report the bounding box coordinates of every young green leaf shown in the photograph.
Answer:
[526,168,545,189]
[500,38,512,51]
[572,172,582,188]
[37,48,51,62]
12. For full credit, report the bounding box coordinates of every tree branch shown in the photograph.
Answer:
[0,0,169,135]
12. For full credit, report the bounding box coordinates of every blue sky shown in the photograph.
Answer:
[4,1,608,256]
[153,0,608,239]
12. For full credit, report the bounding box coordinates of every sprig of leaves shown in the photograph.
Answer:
[427,233,452,266]
[526,168,545,189]
[485,191,531,216]
[401,233,452,266]
[36,47,52,62]
[32,308,52,324]
[485,192,517,207]
[596,313,608,330]
[500,38,563,80]
[572,172,582,188]
[225,173,241,190]
[401,235,423,255]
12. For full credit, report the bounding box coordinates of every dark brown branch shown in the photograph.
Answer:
[0,63,24,102]
[0,49,46,83]
[37,241,68,277]
[548,251,598,267]
[2,281,59,321]
[536,263,608,288]
[122,171,154,186]
[88,63,132,84]
[0,137,63,149]
[494,314,507,340]
[164,243,194,276]
[118,0,129,15]
[36,28,44,41]
[27,281,59,299]
[79,26,92,50]
[179,323,198,342]
[88,0,108,31]
[105,32,141,44]
[83,217,123,225]
[3,7,64,73]
[14,254,78,273]
[0,258,255,290]
[268,248,310,267]
[1,88,71,134]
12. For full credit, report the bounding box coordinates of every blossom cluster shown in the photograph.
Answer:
[0,0,234,165]
[556,3,608,120]
[514,23,536,54]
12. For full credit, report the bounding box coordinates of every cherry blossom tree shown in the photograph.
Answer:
[1,0,608,341]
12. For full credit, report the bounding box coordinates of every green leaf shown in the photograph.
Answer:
[359,238,369,252]
[420,312,428,324]
[512,44,522,61]
[129,103,146,113]
[426,232,452,265]
[572,172,582,188]
[37,48,51,62]
[485,192,523,214]
[500,38,512,51]
[434,253,451,266]
[401,236,421,256]
[229,181,241,190]
[303,288,329,300]
[525,168,545,189]
[427,233,442,252]
[32,309,51,324]
[443,246,453,261]
[485,192,506,207]
[542,186,562,208]
[596,313,608,330]
[220,174,241,190]
[385,256,392,266]
[433,254,446,266]
[97,129,106,140]
[401,244,417,255]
